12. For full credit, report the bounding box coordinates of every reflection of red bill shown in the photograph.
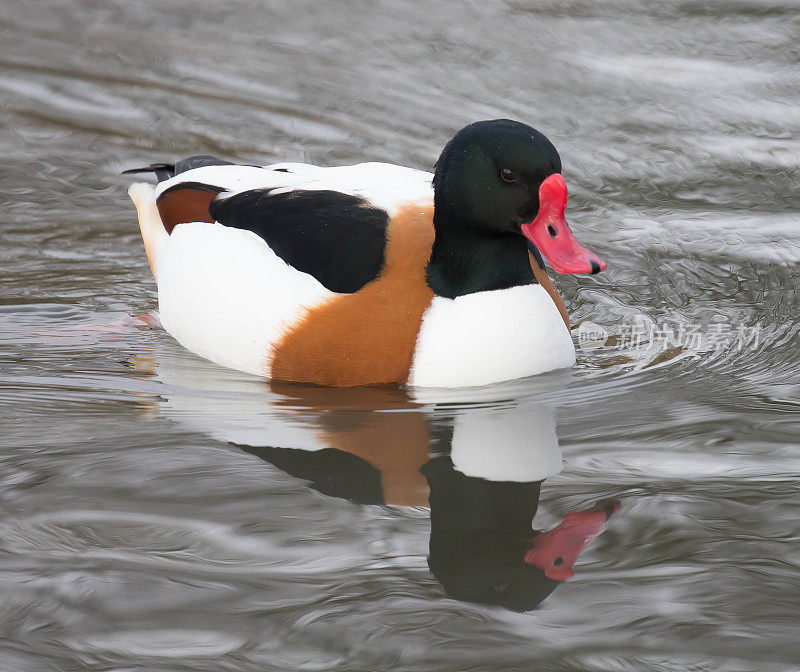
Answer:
[524,498,620,581]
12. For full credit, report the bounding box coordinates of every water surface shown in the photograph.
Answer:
[1,0,799,670]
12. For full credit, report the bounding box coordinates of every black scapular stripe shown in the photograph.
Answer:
[209,189,389,294]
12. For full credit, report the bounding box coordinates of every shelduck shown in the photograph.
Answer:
[127,119,606,388]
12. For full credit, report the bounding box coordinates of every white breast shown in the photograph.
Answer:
[407,284,575,388]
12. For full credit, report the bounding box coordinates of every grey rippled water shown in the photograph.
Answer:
[1,0,799,670]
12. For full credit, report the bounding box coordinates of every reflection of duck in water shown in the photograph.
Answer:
[139,348,618,611]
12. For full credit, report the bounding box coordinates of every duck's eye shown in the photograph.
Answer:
[499,168,517,183]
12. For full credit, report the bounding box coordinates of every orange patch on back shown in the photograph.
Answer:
[156,187,219,233]
[530,253,570,330]
[271,204,435,386]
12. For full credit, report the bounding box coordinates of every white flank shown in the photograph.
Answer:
[408,284,575,388]
[154,162,434,217]
[156,222,333,378]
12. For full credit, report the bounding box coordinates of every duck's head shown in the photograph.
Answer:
[432,119,606,276]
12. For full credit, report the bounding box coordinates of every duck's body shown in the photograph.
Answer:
[128,120,605,388]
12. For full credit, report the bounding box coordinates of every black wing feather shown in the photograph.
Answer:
[209,189,389,294]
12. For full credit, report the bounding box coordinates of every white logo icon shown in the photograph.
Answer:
[576,321,608,350]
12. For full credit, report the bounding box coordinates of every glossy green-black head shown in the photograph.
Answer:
[433,119,562,229]
[431,119,605,287]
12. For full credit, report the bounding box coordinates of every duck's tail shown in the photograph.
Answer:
[128,183,167,284]
[122,163,176,182]
[122,156,233,183]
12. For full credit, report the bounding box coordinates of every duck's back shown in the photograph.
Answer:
[129,160,437,384]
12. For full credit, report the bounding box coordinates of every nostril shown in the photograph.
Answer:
[547,225,557,238]
[553,556,564,566]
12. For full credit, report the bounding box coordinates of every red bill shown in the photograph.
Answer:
[520,173,607,275]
